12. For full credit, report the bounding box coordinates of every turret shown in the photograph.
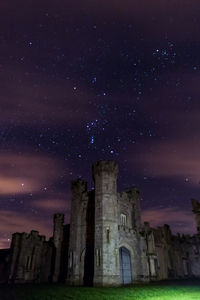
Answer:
[92,161,120,286]
[125,187,141,230]
[192,199,200,234]
[9,233,21,282]
[52,213,64,282]
[67,179,88,285]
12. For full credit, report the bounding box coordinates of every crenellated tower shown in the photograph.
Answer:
[92,161,120,286]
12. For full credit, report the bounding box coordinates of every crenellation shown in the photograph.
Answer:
[71,179,87,195]
[92,160,118,178]
[30,230,39,236]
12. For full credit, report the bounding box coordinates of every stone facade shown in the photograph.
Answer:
[1,160,200,285]
[6,215,70,283]
[144,222,200,280]
[8,230,52,283]
[67,161,200,285]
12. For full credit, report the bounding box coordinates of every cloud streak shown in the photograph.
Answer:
[0,210,53,249]
[0,153,65,195]
[134,139,200,187]
[0,66,96,127]
[142,206,196,235]
[32,197,69,213]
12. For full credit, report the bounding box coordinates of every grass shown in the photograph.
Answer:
[0,280,200,300]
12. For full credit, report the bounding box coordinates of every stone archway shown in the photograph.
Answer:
[119,247,132,284]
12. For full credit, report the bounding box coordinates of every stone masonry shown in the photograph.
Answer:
[1,160,200,285]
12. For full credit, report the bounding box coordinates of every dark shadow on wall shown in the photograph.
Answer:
[83,191,95,286]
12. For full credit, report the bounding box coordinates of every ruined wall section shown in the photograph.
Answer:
[171,235,187,278]
[180,235,200,278]
[142,223,186,281]
[152,226,169,280]
[9,230,52,283]
[152,225,196,280]
[142,222,158,280]
[40,240,53,282]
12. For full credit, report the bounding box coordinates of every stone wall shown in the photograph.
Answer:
[118,190,149,282]
[9,230,52,283]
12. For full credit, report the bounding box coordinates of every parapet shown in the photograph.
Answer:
[125,187,140,198]
[118,187,140,204]
[11,232,22,245]
[92,160,118,177]
[12,232,22,238]
[30,231,46,241]
[12,231,46,243]
[71,179,87,194]
[31,230,39,236]
[54,213,64,223]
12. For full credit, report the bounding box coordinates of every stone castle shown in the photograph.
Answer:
[1,161,200,285]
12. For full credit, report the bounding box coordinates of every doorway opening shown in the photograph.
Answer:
[119,247,132,284]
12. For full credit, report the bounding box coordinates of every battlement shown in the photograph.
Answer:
[54,213,64,223]
[71,179,87,194]
[92,160,118,177]
[118,189,140,203]
[125,187,140,200]
[12,230,46,242]
[30,230,39,237]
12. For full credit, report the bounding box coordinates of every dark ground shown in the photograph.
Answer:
[0,280,200,300]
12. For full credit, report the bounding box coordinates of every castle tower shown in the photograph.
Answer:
[67,179,88,285]
[191,199,200,234]
[125,187,141,230]
[52,213,64,282]
[10,232,28,283]
[92,161,120,286]
[9,233,21,282]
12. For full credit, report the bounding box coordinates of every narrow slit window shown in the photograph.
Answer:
[96,248,101,267]
[69,251,74,268]
[120,214,127,226]
[106,227,110,243]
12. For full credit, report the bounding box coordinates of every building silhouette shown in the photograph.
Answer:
[1,161,200,285]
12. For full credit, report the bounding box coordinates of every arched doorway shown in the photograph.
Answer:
[119,247,132,284]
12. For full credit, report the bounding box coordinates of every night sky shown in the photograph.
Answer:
[1,0,200,248]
